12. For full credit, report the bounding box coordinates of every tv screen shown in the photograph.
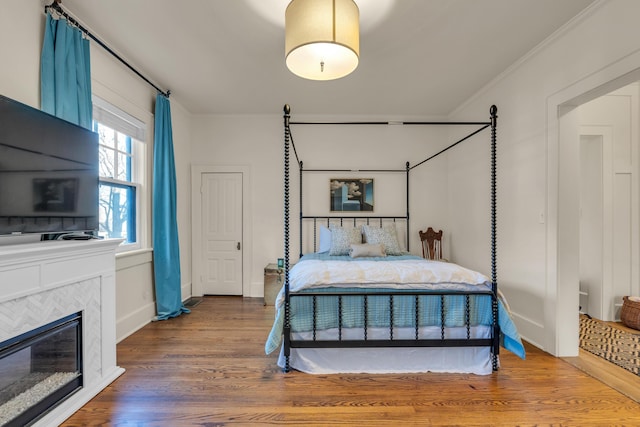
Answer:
[0,94,99,237]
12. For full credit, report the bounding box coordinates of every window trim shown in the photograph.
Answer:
[92,95,148,253]
[93,96,147,141]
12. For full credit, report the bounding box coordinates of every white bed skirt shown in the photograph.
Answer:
[277,325,497,375]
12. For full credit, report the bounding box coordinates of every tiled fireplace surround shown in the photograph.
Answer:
[0,239,124,426]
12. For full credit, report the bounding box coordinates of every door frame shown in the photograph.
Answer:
[191,164,252,297]
[546,52,640,357]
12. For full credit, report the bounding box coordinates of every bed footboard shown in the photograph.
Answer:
[283,289,500,372]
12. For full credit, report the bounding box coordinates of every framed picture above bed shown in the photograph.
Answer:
[329,178,373,212]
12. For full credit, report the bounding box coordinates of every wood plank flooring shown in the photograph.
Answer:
[62,297,640,426]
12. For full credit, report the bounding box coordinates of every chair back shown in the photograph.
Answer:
[419,227,443,260]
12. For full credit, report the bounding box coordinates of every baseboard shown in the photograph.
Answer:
[116,301,156,343]
[510,311,545,351]
[250,280,264,298]
[181,281,191,301]
[117,282,194,342]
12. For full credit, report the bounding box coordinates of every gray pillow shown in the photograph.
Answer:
[362,224,404,255]
[329,226,362,256]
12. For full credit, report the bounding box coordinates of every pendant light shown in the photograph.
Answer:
[285,0,360,81]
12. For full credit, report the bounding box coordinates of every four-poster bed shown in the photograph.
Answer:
[265,104,525,374]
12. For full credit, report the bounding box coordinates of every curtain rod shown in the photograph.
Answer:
[44,1,170,98]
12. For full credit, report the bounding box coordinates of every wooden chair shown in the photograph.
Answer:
[419,227,444,261]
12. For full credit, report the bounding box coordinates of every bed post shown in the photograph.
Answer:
[299,161,304,258]
[490,105,499,371]
[406,161,410,251]
[283,104,292,372]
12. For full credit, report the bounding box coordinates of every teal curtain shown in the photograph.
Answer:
[153,94,190,320]
[41,12,92,129]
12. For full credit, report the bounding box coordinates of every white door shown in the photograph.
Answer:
[200,172,243,295]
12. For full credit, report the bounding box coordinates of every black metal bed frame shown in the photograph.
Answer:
[282,104,499,373]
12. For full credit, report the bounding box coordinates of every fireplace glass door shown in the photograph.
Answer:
[0,312,82,426]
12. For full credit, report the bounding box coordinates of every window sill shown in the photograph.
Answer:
[116,247,152,270]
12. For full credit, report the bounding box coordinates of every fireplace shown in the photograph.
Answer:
[0,312,82,426]
[0,239,124,426]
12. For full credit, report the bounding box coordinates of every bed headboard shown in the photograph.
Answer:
[300,215,409,257]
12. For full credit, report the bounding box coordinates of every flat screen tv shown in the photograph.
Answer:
[0,94,99,238]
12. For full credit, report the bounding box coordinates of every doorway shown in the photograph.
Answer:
[579,133,605,319]
[549,66,640,357]
[577,86,638,322]
[191,165,252,297]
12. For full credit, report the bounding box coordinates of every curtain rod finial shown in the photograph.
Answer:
[44,0,61,12]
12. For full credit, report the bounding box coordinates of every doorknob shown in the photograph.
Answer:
[237,242,241,250]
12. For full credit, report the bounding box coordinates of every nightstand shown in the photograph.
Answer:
[264,263,283,306]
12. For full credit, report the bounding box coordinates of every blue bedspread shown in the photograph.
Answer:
[265,254,526,360]
[265,290,525,359]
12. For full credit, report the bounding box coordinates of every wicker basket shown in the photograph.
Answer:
[621,296,640,330]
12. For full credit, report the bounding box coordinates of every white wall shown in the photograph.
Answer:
[448,0,640,355]
[0,1,193,342]
[1,1,43,107]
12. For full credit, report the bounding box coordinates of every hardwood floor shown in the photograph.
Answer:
[62,297,640,426]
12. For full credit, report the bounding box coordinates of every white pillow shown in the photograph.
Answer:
[349,243,386,258]
[329,226,362,256]
[318,226,331,252]
[362,224,404,255]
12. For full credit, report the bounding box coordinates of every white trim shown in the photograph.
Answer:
[90,82,152,251]
[93,95,147,141]
[115,301,155,343]
[191,164,253,297]
[546,49,640,356]
[115,247,153,268]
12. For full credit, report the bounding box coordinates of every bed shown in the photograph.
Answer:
[265,104,525,374]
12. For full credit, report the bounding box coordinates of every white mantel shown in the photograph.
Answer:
[0,239,125,426]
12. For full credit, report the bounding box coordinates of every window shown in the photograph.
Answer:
[92,97,147,251]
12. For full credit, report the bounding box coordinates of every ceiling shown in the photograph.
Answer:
[61,0,596,117]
